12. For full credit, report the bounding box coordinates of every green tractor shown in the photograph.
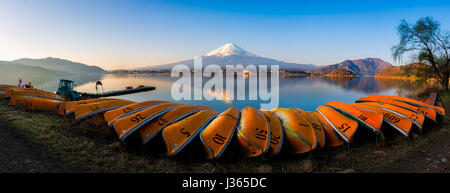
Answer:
[56,79,81,101]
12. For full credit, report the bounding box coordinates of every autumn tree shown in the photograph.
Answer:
[392,17,450,90]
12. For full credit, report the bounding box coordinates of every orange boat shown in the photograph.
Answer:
[309,111,344,147]
[0,84,17,88]
[367,95,446,118]
[5,88,63,101]
[113,103,182,141]
[60,98,123,115]
[325,101,383,135]
[237,107,271,157]
[272,108,316,154]
[8,95,23,106]
[9,95,62,111]
[350,103,413,136]
[3,87,26,97]
[262,110,284,157]
[294,108,326,149]
[9,95,36,106]
[162,109,218,156]
[75,99,134,120]
[104,100,170,126]
[418,97,429,104]
[200,107,240,159]
[356,101,425,129]
[356,97,437,122]
[139,105,210,145]
[0,84,19,95]
[316,105,359,143]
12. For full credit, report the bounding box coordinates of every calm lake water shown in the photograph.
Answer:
[0,73,433,112]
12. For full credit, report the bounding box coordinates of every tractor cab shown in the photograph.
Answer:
[57,79,80,101]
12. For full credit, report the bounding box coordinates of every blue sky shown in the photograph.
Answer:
[1,0,449,70]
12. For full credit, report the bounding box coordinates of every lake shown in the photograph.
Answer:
[0,73,433,112]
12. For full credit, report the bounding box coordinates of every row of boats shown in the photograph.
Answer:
[0,83,446,159]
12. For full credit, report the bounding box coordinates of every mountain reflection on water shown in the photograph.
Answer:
[0,73,434,112]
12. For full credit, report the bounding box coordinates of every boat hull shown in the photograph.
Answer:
[162,109,218,156]
[272,108,317,154]
[237,107,271,157]
[200,107,240,159]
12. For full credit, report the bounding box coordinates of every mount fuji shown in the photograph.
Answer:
[138,43,319,71]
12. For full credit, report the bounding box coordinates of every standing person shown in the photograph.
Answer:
[17,78,23,87]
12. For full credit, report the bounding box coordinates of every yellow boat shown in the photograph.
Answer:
[294,108,326,149]
[357,97,437,122]
[162,109,218,156]
[0,84,17,88]
[262,110,284,157]
[138,105,210,145]
[325,101,383,135]
[9,95,62,111]
[200,107,240,159]
[3,87,26,97]
[60,98,123,115]
[367,95,446,118]
[272,108,317,154]
[104,100,170,126]
[309,111,344,147]
[356,101,425,129]
[75,99,134,120]
[316,105,359,143]
[5,88,63,101]
[350,103,413,136]
[237,107,271,157]
[113,103,182,141]
[8,95,23,106]
[0,84,19,95]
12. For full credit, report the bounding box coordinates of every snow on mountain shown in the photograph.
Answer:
[204,43,257,57]
[138,43,319,71]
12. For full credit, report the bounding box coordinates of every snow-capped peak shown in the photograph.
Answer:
[204,43,257,57]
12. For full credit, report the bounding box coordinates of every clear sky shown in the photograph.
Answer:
[1,0,449,70]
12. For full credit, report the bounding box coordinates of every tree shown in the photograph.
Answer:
[392,17,450,90]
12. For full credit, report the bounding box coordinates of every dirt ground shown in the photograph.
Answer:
[380,130,450,172]
[0,118,76,172]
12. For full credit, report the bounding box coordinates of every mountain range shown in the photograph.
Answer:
[139,43,392,75]
[0,57,106,80]
[138,43,319,71]
[13,57,106,74]
[312,57,393,75]
[0,43,393,76]
[0,61,59,80]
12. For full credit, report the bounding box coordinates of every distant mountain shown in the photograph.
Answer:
[13,57,107,74]
[314,58,392,75]
[0,60,105,91]
[326,69,356,76]
[0,61,58,81]
[138,43,319,71]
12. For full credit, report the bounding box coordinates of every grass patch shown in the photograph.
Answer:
[0,91,449,173]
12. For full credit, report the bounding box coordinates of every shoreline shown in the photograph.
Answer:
[112,71,429,80]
